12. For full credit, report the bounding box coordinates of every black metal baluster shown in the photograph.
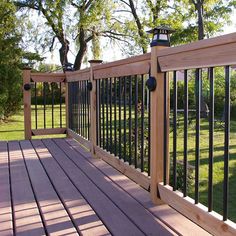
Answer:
[134,77,138,168]
[83,81,85,137]
[123,77,127,162]
[98,80,101,147]
[85,81,87,138]
[79,81,82,135]
[43,82,46,129]
[84,81,86,137]
[102,80,105,149]
[147,84,151,176]
[163,73,167,185]
[183,69,188,197]
[35,82,38,129]
[81,82,83,136]
[77,82,79,133]
[68,83,70,129]
[141,75,145,172]
[71,83,73,130]
[59,82,62,128]
[51,83,54,128]
[173,71,177,190]
[75,82,80,133]
[85,81,88,138]
[195,69,201,203]
[208,67,214,212]
[129,76,132,165]
[68,83,71,129]
[80,82,82,135]
[87,81,90,140]
[72,83,75,131]
[223,66,230,221]
[114,78,117,156]
[74,83,76,132]
[119,78,122,159]
[96,80,99,145]
[110,78,113,153]
[106,79,109,151]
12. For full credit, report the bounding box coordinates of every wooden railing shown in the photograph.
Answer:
[157,33,236,235]
[23,72,66,139]
[23,32,236,235]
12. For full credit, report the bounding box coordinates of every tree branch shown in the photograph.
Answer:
[101,34,131,44]
[114,9,132,14]
[14,1,39,10]
[119,0,131,8]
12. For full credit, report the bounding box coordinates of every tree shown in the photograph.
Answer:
[113,0,236,54]
[15,0,120,70]
[0,0,23,120]
[113,0,188,54]
[182,0,236,41]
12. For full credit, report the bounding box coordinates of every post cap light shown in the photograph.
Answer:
[146,26,175,47]
[22,59,34,70]
[63,62,74,71]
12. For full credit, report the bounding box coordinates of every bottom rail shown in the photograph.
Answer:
[32,128,66,136]
[158,183,236,236]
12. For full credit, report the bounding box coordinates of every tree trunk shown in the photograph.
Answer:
[129,0,147,53]
[73,28,87,70]
[59,39,69,68]
[196,2,204,40]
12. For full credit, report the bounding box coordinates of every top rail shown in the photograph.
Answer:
[64,53,151,82]
[31,73,66,83]
[158,32,236,71]
[93,53,151,79]
[66,68,90,82]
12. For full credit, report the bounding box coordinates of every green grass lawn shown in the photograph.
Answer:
[169,116,236,222]
[0,105,66,140]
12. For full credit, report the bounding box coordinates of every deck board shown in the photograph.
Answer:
[8,141,45,236]
[31,139,110,236]
[0,142,13,236]
[66,139,210,236]
[53,138,175,236]
[20,140,78,236]
[42,139,145,236]
[0,138,210,235]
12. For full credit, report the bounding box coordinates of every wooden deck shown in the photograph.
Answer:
[0,138,210,236]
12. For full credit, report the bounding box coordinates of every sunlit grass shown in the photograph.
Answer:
[0,105,66,140]
[169,116,236,222]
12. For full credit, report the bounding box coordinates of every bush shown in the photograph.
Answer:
[0,1,22,121]
[0,65,22,119]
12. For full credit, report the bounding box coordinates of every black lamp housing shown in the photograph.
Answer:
[87,81,93,91]
[146,26,175,47]
[63,62,74,71]
[146,76,156,91]
[24,83,31,91]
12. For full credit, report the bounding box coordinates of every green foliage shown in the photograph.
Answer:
[0,0,22,120]
[169,161,195,192]
[178,0,236,41]
[112,0,236,54]
[169,68,236,120]
[16,0,115,68]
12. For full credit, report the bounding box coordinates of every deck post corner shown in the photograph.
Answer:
[149,26,171,204]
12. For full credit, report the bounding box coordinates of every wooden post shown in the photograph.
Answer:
[89,60,103,157]
[23,68,32,140]
[149,40,170,204]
